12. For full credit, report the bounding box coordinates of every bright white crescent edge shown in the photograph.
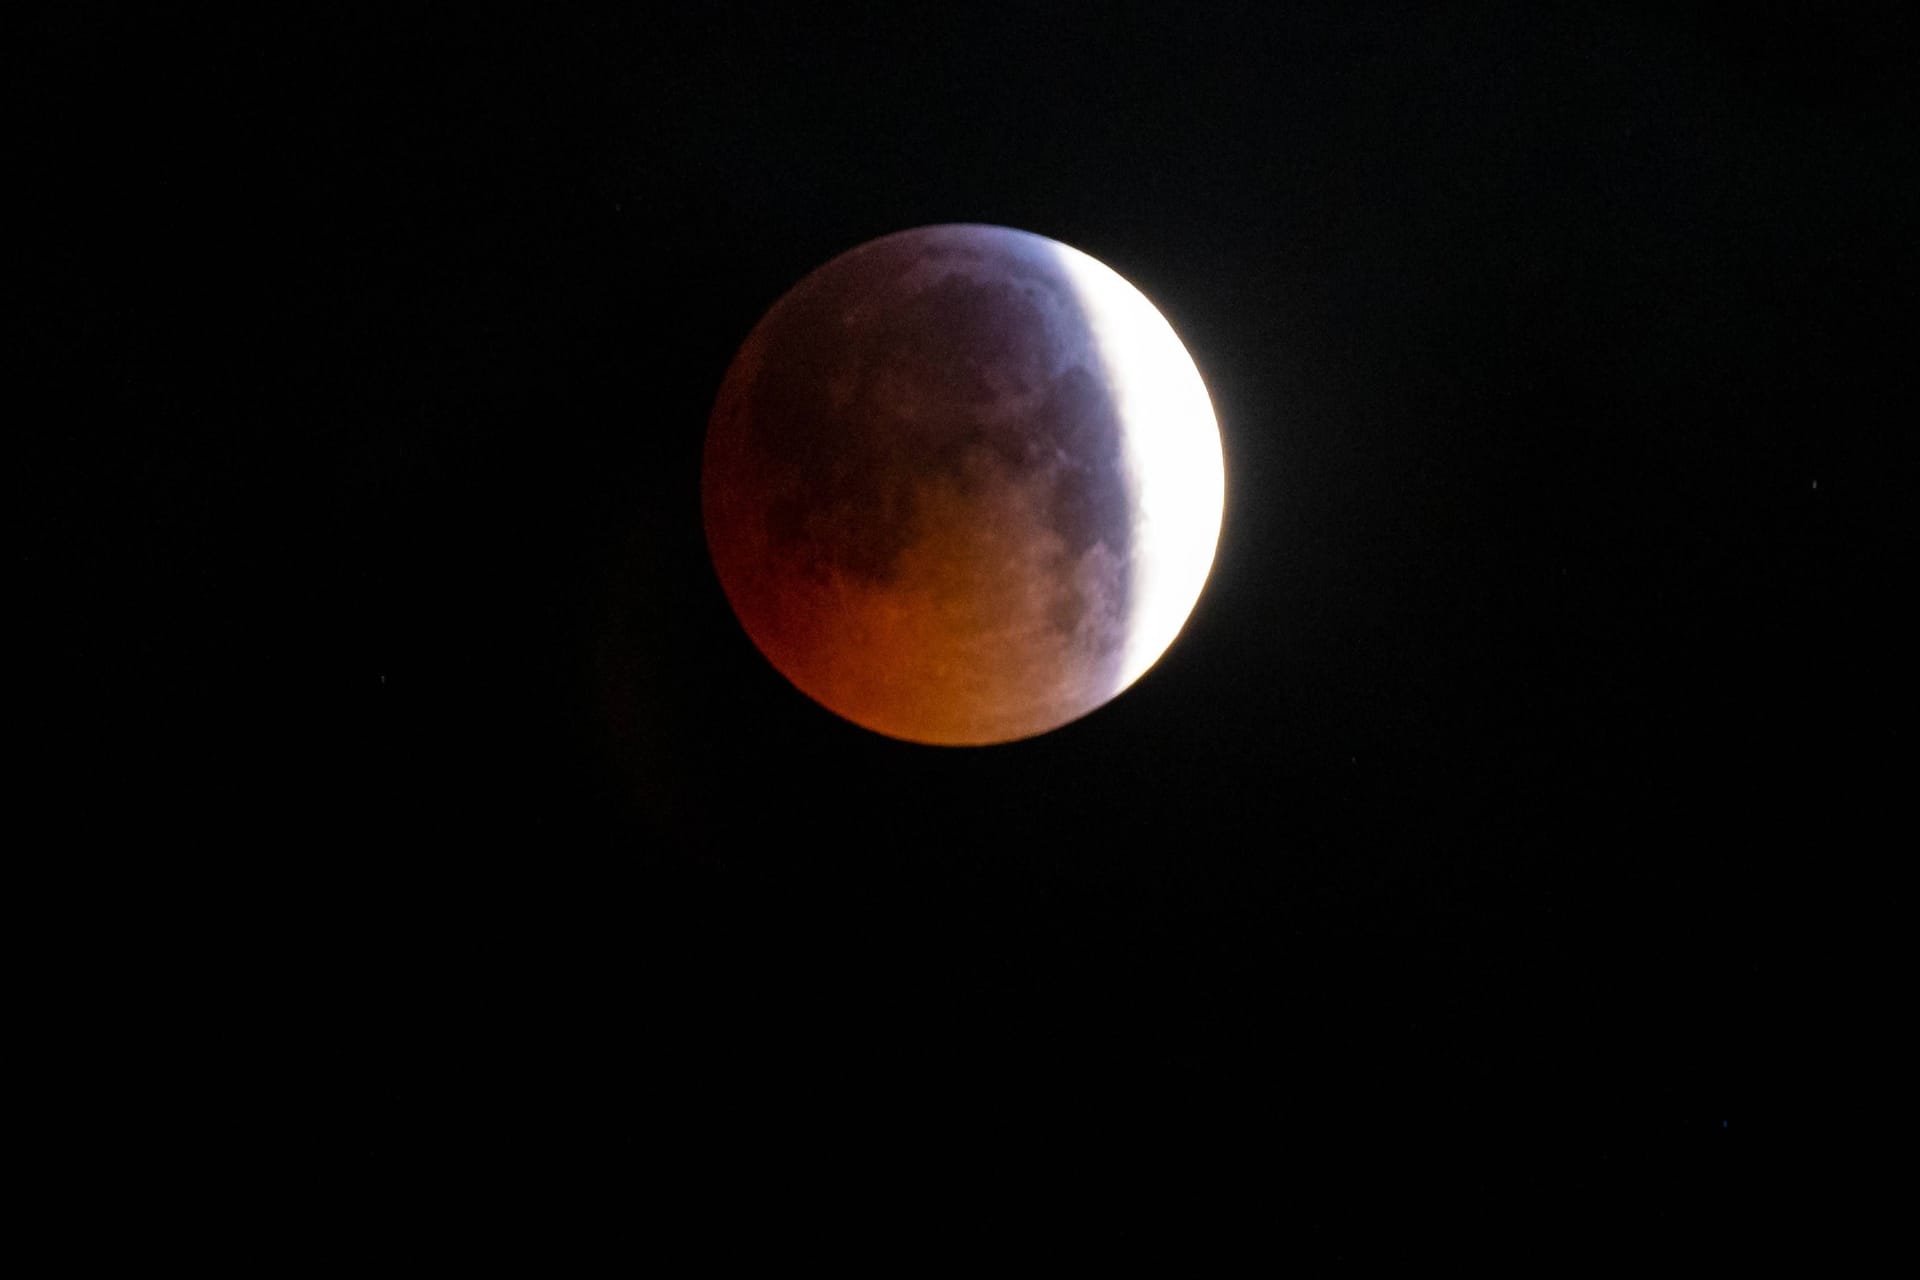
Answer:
[1047,239,1225,697]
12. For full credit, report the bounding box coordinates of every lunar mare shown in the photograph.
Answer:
[702,224,1222,746]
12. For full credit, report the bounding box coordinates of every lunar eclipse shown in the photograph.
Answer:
[702,224,1224,745]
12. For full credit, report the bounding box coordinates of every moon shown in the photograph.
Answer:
[702,224,1223,746]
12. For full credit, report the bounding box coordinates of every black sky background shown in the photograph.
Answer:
[27,0,1908,1251]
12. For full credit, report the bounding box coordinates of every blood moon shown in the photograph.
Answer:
[702,224,1223,746]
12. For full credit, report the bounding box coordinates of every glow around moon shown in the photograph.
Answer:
[702,224,1223,746]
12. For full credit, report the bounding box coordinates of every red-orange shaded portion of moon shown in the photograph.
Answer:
[702,224,1222,746]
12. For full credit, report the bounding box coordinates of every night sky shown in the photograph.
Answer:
[30,1,1904,1255]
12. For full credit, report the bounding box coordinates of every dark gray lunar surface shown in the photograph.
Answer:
[703,224,1144,745]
